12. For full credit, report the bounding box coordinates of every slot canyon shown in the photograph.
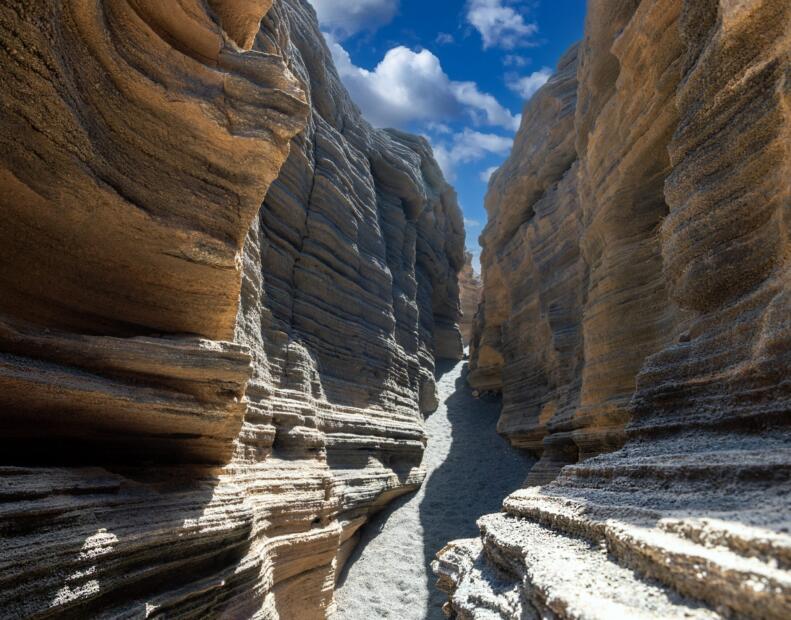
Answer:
[0,1,788,619]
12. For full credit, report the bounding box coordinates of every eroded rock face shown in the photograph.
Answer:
[0,1,463,618]
[448,0,790,617]
[458,252,482,346]
[0,0,307,339]
[468,44,582,475]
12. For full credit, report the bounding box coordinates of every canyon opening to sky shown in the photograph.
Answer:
[0,1,789,619]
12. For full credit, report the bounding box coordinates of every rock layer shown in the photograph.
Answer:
[0,1,463,618]
[450,0,790,617]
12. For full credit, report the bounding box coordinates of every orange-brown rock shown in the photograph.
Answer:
[458,251,482,346]
[447,0,790,617]
[0,0,307,339]
[0,1,463,618]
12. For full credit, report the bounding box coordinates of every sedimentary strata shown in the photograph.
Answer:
[0,1,463,618]
[448,0,791,617]
[467,44,582,476]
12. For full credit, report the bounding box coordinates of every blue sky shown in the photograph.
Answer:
[307,0,586,271]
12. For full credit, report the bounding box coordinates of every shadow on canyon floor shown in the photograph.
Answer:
[334,360,534,619]
[419,362,535,617]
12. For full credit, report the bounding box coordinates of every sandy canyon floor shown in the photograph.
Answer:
[334,359,534,619]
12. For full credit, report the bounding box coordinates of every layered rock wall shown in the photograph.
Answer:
[0,1,463,618]
[468,44,583,479]
[449,0,790,617]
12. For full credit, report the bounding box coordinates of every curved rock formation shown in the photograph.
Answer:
[458,252,482,346]
[0,1,463,618]
[447,0,790,617]
[0,0,307,339]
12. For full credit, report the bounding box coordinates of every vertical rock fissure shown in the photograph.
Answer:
[285,130,318,334]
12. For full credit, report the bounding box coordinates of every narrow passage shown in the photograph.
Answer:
[334,359,534,619]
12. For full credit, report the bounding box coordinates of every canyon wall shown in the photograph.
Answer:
[458,251,482,346]
[445,0,791,617]
[0,1,463,618]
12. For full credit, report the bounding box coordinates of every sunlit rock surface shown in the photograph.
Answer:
[447,0,791,617]
[468,43,582,478]
[0,0,463,618]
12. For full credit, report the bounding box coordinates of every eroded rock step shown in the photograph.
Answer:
[436,437,791,620]
[436,515,725,620]
[520,512,725,620]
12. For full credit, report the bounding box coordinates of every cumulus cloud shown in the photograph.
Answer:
[326,37,521,131]
[480,166,499,183]
[431,129,513,180]
[507,67,552,100]
[466,0,538,49]
[451,81,522,130]
[426,121,453,135]
[309,0,399,38]
[503,54,530,67]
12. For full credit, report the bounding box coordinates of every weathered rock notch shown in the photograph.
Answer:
[448,0,791,617]
[0,1,463,618]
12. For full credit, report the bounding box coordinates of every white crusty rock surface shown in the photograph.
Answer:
[448,0,791,618]
[0,1,463,618]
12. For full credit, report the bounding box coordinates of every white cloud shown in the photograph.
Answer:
[503,54,530,67]
[507,67,552,100]
[466,0,538,50]
[426,121,453,135]
[464,218,482,228]
[451,82,522,130]
[436,32,455,45]
[325,37,521,131]
[480,166,499,183]
[309,0,399,38]
[431,129,513,180]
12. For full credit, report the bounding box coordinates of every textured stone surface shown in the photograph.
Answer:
[448,0,790,617]
[458,252,482,346]
[0,1,463,618]
[468,44,583,480]
[0,0,307,339]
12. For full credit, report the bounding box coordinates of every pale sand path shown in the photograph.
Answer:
[334,359,534,619]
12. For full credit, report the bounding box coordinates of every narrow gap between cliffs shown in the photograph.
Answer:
[332,358,535,620]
